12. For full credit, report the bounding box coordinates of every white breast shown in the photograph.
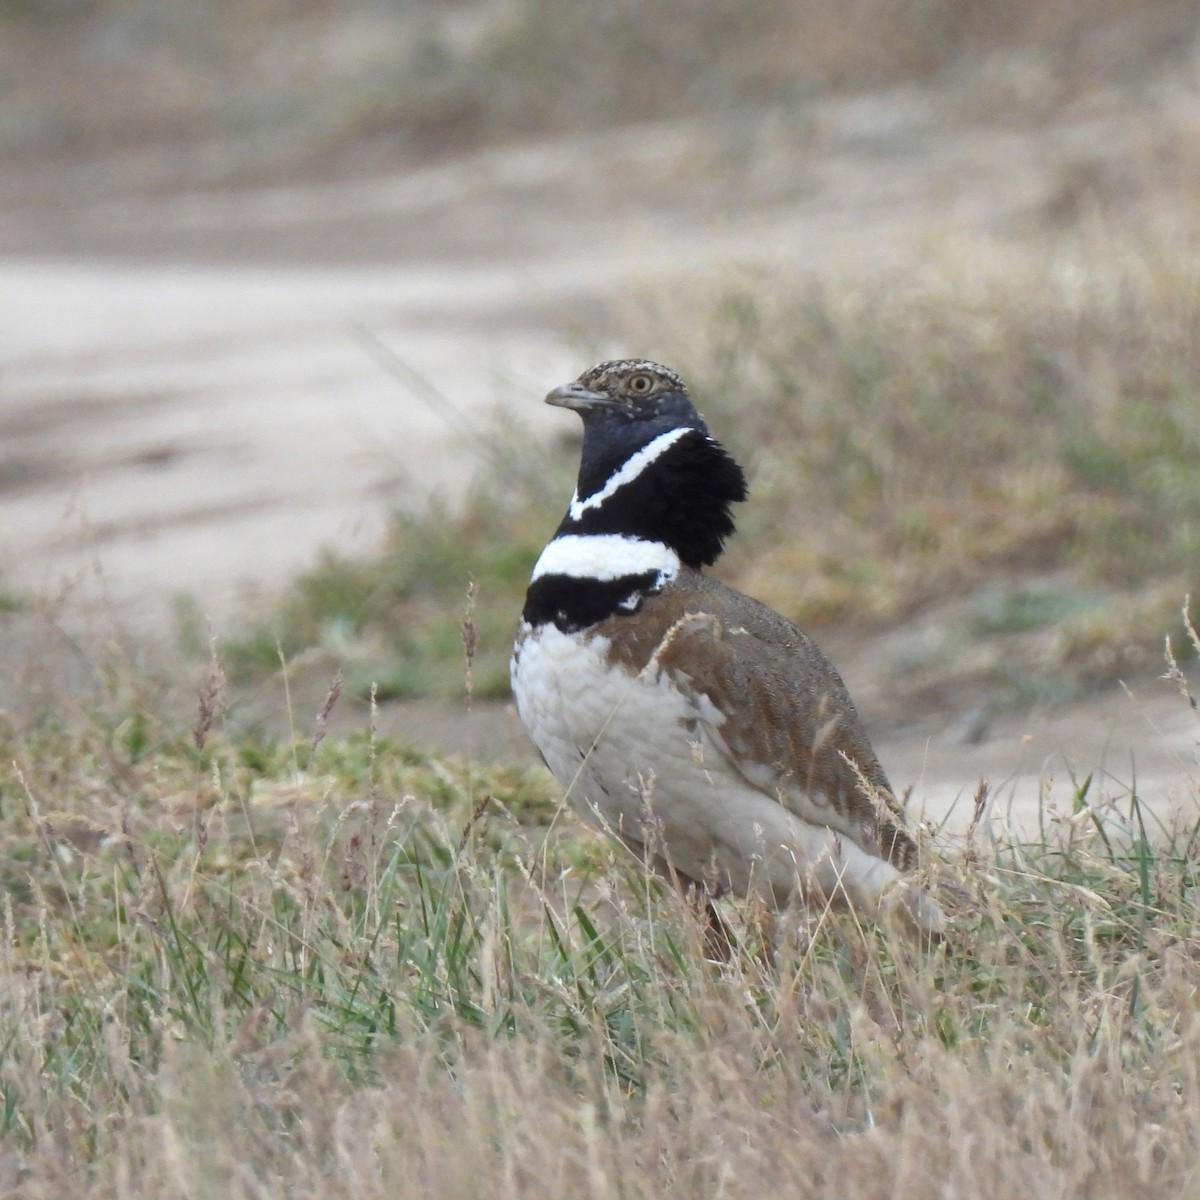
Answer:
[510,622,926,925]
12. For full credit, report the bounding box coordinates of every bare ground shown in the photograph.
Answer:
[3,44,1199,836]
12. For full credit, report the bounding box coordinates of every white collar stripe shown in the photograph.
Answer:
[568,427,691,521]
[531,534,680,583]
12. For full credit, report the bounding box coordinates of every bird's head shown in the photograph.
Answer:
[545,359,747,568]
[546,359,707,439]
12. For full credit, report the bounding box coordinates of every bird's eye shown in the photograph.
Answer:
[627,373,654,395]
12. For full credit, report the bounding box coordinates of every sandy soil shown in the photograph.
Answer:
[3,70,1198,837]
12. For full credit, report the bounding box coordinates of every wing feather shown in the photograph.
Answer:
[633,573,920,871]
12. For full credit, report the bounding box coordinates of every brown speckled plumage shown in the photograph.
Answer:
[592,567,918,872]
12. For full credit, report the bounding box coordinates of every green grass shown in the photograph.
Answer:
[1,653,1200,1195]
[220,245,1200,709]
[0,571,25,614]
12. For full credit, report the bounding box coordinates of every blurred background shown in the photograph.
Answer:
[2,0,1199,801]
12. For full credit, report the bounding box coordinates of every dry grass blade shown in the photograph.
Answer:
[193,638,227,750]
[1163,595,1199,715]
[312,667,346,752]
[0,653,1197,1199]
[462,576,479,709]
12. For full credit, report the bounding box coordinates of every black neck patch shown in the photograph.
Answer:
[521,412,748,632]
[564,430,746,569]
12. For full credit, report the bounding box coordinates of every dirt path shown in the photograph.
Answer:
[5,88,1190,627]
[3,83,1198,834]
[0,257,577,632]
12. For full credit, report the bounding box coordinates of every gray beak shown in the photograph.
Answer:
[545,381,612,414]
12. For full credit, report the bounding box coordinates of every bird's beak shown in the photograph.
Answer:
[545,381,611,413]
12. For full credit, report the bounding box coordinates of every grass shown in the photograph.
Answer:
[220,242,1200,710]
[656,253,1200,610]
[217,425,568,702]
[1,634,1199,1195]
[4,0,1193,176]
[634,248,1200,699]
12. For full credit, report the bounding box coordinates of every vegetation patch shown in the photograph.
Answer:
[0,652,1198,1194]
[6,0,1192,170]
[221,247,1200,709]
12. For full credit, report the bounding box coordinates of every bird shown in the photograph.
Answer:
[510,359,944,948]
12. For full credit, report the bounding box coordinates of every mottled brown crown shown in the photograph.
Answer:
[575,360,688,407]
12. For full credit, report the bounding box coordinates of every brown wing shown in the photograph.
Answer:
[600,569,919,871]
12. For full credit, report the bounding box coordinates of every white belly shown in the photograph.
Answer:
[510,622,908,912]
